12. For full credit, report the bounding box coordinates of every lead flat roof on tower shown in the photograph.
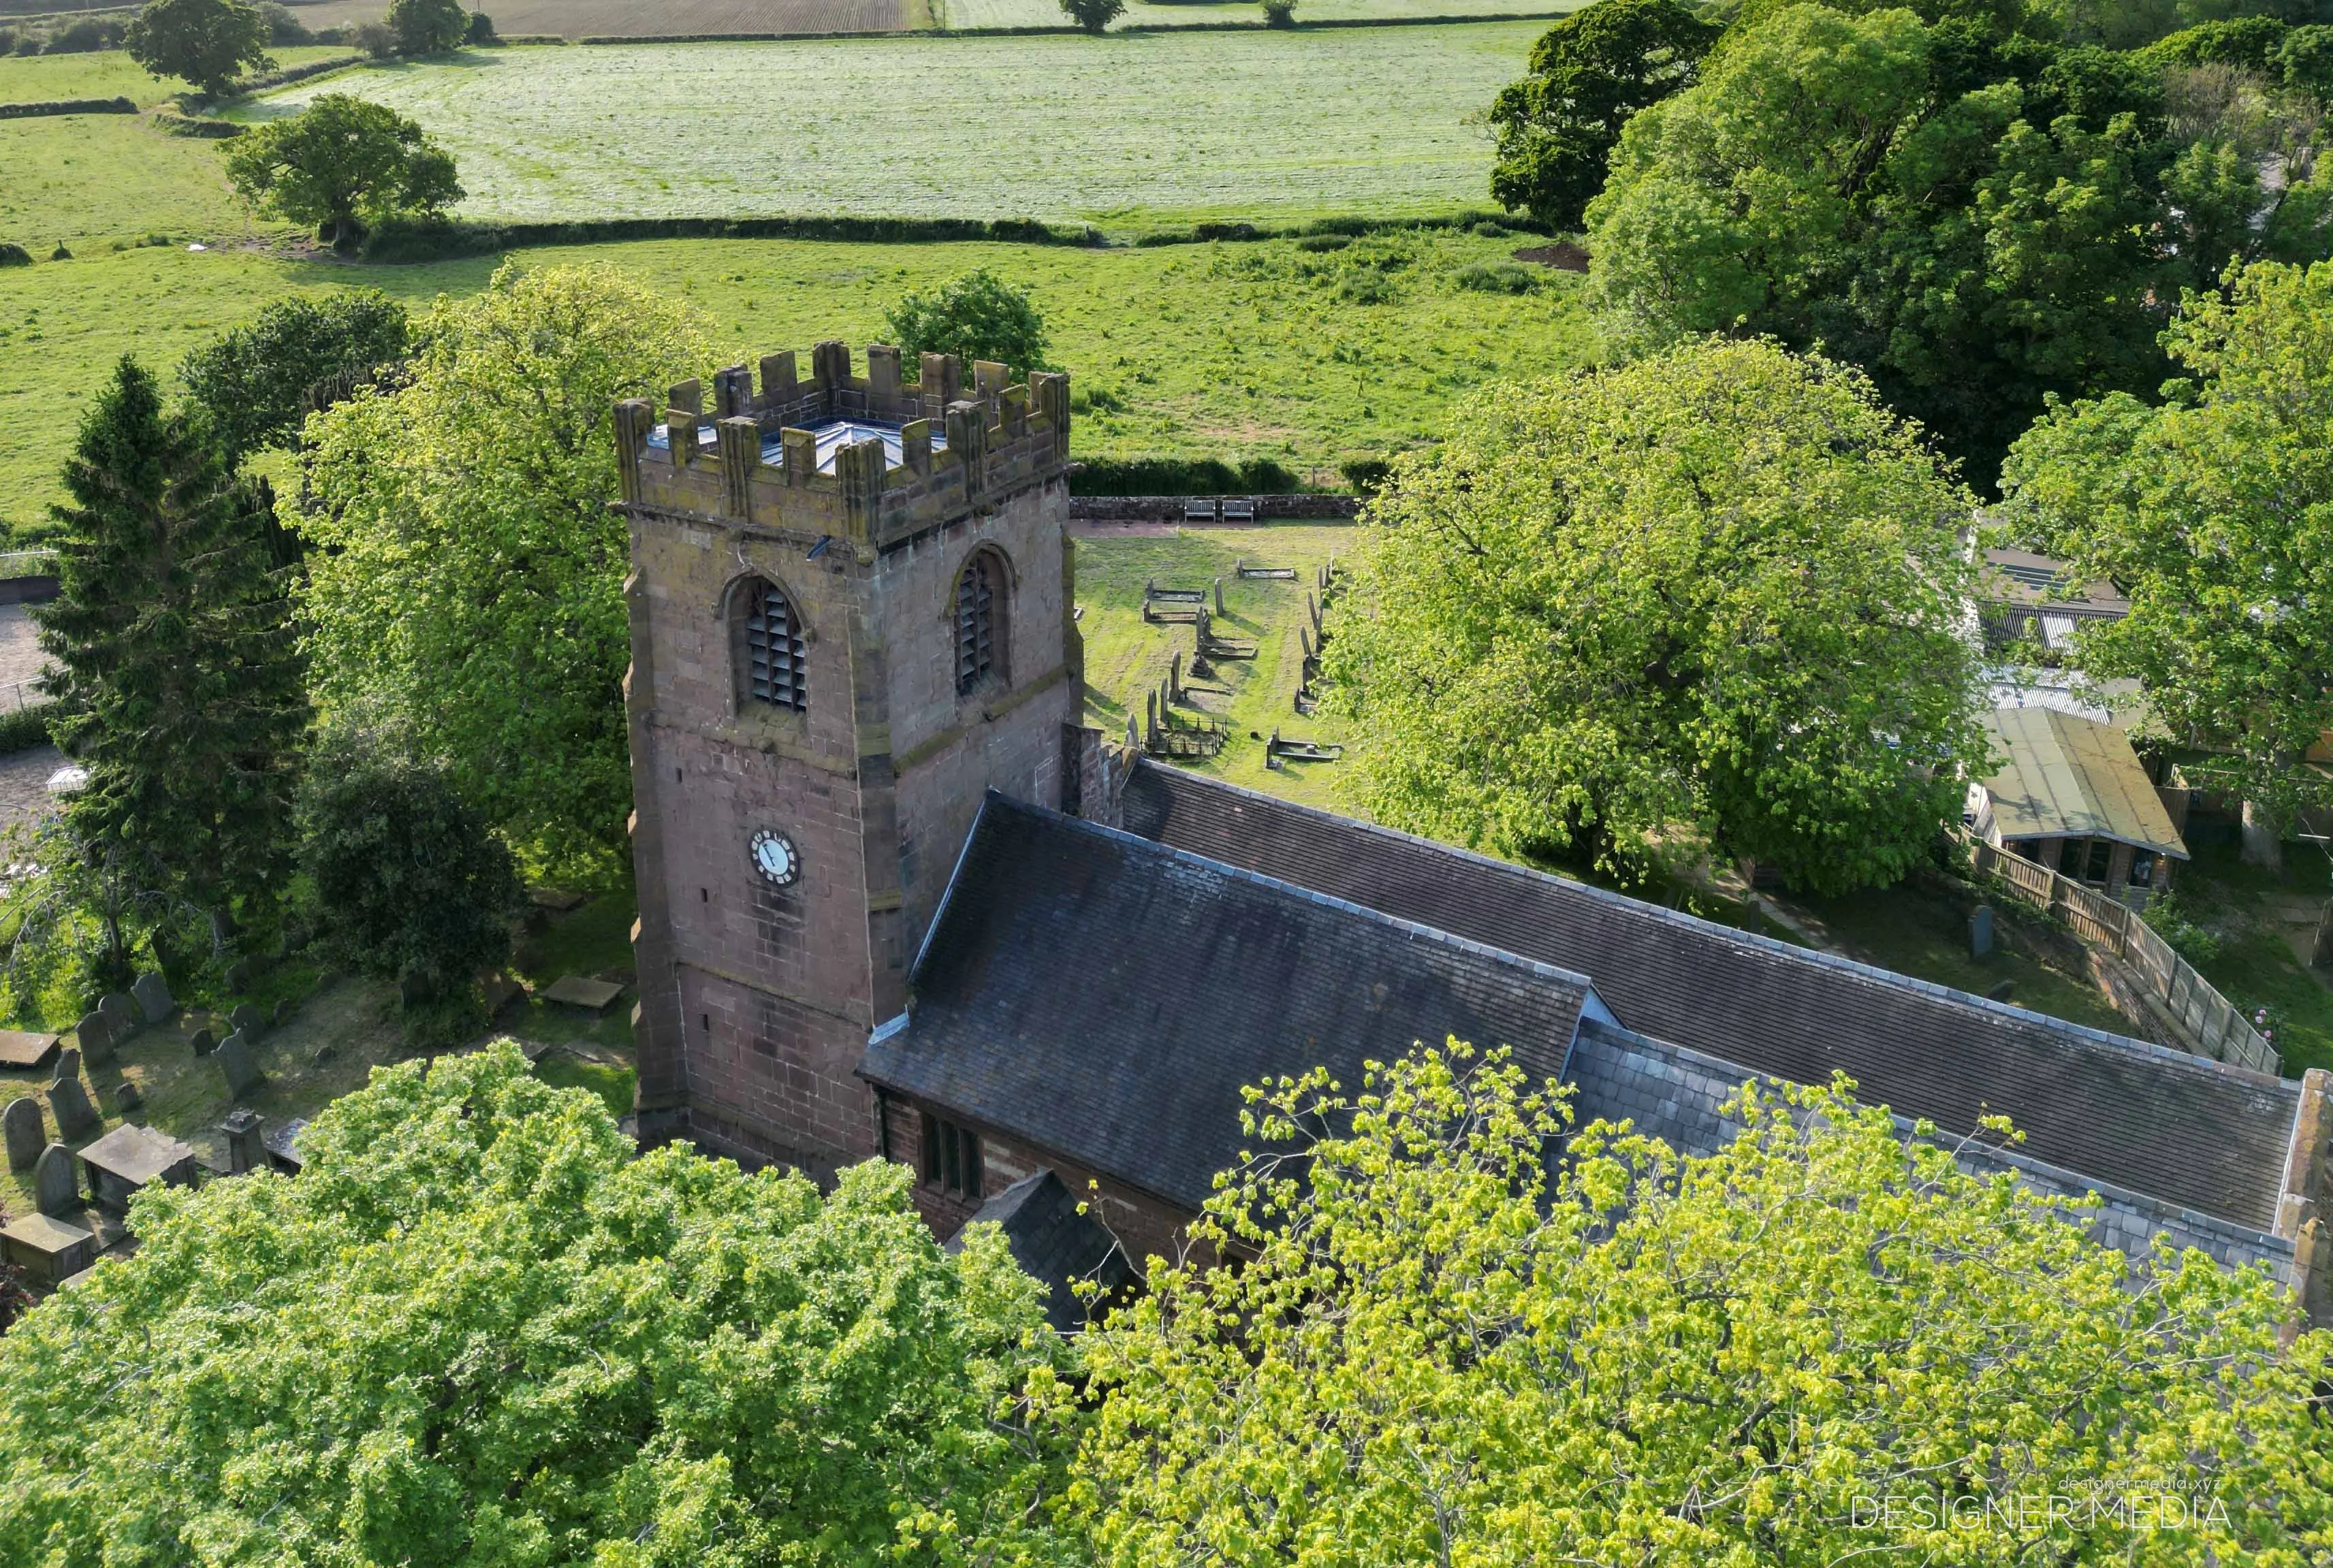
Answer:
[1120,761,2299,1230]
[647,416,949,473]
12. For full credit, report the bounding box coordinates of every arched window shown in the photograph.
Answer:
[954,551,1005,694]
[736,577,806,712]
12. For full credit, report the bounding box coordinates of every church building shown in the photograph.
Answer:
[612,342,2330,1325]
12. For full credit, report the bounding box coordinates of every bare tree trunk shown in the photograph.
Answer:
[2242,795,2283,871]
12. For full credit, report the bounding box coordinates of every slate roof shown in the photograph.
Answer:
[1120,763,2300,1231]
[945,1168,1137,1334]
[860,794,1598,1213]
[1976,707,2189,856]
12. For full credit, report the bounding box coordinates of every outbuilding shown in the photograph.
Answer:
[1967,706,2189,900]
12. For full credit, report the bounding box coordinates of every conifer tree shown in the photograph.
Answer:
[36,357,308,955]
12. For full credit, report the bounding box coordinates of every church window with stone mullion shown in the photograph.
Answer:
[955,554,1002,693]
[742,579,806,711]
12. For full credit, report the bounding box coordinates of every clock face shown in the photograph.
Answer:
[749,829,799,887]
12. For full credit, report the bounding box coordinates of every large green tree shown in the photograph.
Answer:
[1585,1,2333,485]
[1322,339,1984,895]
[1487,0,1723,228]
[223,93,462,246]
[124,0,271,97]
[2001,259,2333,865]
[296,263,709,877]
[35,356,307,964]
[1076,1042,2333,1565]
[180,289,411,465]
[884,268,1051,374]
[385,0,467,54]
[0,1042,1078,1565]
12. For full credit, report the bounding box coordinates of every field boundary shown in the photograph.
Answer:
[573,10,1566,41]
[0,94,133,116]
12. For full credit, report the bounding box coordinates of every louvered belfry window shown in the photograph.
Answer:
[742,578,806,711]
[955,553,999,694]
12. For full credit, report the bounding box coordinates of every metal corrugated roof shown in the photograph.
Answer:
[1976,707,2189,857]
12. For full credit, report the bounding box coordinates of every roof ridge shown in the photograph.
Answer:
[1129,763,2285,1091]
[963,789,1601,999]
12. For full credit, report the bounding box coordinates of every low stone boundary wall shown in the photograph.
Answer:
[1068,494,1360,522]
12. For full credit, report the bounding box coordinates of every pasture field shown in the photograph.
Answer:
[242,26,1542,228]
[938,0,1568,27]
[0,229,1593,533]
[0,45,351,105]
[281,0,923,34]
[0,113,274,251]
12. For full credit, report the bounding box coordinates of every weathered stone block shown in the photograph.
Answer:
[3,1096,45,1171]
[131,971,176,1023]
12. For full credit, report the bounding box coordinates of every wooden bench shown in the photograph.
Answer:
[1220,497,1257,524]
[1184,498,1218,524]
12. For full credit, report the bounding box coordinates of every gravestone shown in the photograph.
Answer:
[98,991,136,1040]
[215,1031,261,1100]
[224,958,254,993]
[187,1027,216,1057]
[110,1081,141,1115]
[46,1074,98,1142]
[272,999,294,1029]
[33,1142,76,1216]
[75,1009,113,1067]
[1968,904,1995,959]
[228,1003,266,1040]
[54,1046,80,1084]
[3,1096,45,1170]
[219,1106,264,1175]
[132,971,177,1024]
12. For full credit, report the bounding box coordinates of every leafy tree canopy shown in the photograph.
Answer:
[0,1042,1078,1566]
[2000,259,2333,818]
[1321,339,1984,895]
[883,267,1051,374]
[1585,1,2333,486]
[124,0,271,97]
[1077,1042,2333,1563]
[179,288,411,464]
[385,0,466,54]
[1487,0,1724,227]
[223,93,462,246]
[1058,0,1123,31]
[34,356,306,964]
[296,263,710,878]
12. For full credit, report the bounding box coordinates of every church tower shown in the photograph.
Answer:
[613,341,1101,1174]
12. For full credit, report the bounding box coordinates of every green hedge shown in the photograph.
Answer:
[1068,455,1303,496]
[0,96,133,118]
[360,211,1107,261]
[153,111,244,137]
[1134,209,1551,247]
[0,703,54,756]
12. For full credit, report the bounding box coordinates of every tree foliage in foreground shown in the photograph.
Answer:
[1322,338,1984,895]
[297,263,709,877]
[2001,259,2333,834]
[884,267,1051,374]
[35,356,306,967]
[223,93,462,246]
[1487,0,1722,228]
[180,289,411,465]
[1075,1042,2333,1565]
[125,0,271,96]
[1585,2,2333,485]
[0,1042,1077,1567]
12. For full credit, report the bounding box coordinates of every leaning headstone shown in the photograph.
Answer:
[110,1081,141,1115]
[228,1002,266,1041]
[33,1142,76,1216]
[272,999,294,1029]
[223,958,254,993]
[187,1026,216,1058]
[47,1074,99,1141]
[98,991,136,1040]
[215,1031,261,1100]
[75,1009,113,1067]
[132,971,177,1024]
[3,1097,45,1171]
[53,1046,80,1085]
[1968,904,1995,959]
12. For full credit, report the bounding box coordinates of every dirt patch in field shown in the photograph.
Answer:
[1514,240,1588,272]
[282,0,912,35]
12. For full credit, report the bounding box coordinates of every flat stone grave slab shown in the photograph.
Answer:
[541,975,624,1013]
[263,1116,309,1174]
[78,1123,197,1213]
[0,1027,60,1070]
[529,887,586,913]
[1,1211,96,1286]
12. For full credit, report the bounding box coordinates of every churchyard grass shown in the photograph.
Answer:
[2169,840,2333,1074]
[0,45,353,108]
[0,229,1595,534]
[236,27,1547,229]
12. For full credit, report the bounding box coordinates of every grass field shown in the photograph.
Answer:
[938,0,1568,25]
[284,0,923,32]
[0,45,351,106]
[240,27,1542,227]
[0,227,1595,533]
[0,114,274,254]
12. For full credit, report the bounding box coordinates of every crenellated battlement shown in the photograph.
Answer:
[613,339,1070,556]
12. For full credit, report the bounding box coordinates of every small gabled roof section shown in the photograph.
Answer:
[945,1168,1136,1334]
[1976,706,2188,857]
[861,794,1598,1215]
